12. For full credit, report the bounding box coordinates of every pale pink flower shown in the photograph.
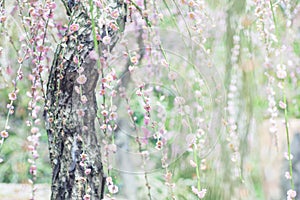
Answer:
[189,160,197,168]
[109,112,117,120]
[103,36,111,45]
[192,186,207,199]
[197,189,207,199]
[188,0,195,7]
[128,65,135,72]
[110,10,119,19]
[85,168,91,175]
[96,34,101,41]
[101,110,108,116]
[287,189,297,198]
[77,74,87,84]
[279,101,286,109]
[0,16,6,23]
[70,23,79,32]
[136,90,142,96]
[285,171,292,180]
[109,23,119,31]
[81,95,88,104]
[29,165,37,175]
[108,144,117,153]
[155,140,163,150]
[0,130,9,138]
[188,12,196,19]
[108,184,118,194]
[89,50,99,60]
[100,124,107,130]
[95,0,102,8]
[144,104,151,112]
[73,56,79,64]
[77,109,85,117]
[106,177,113,185]
[130,56,138,64]
[277,69,287,79]
[164,172,172,183]
[81,153,87,161]
[284,152,293,160]
[48,2,56,9]
[28,145,35,151]
[75,86,80,94]
[31,127,39,134]
[192,186,198,194]
[8,92,17,101]
[78,67,84,74]
[36,46,44,52]
[144,116,150,125]
[83,194,90,200]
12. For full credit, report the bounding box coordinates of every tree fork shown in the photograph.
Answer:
[44,1,126,199]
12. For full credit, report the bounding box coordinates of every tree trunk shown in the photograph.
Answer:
[44,2,125,199]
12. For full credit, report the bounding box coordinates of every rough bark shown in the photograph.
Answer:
[44,1,125,199]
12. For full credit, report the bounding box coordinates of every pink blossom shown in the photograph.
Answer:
[284,152,293,160]
[100,124,107,130]
[287,189,297,198]
[0,130,9,138]
[48,2,56,10]
[109,23,119,31]
[8,92,17,101]
[108,144,117,153]
[81,153,87,161]
[30,165,37,175]
[110,10,119,19]
[188,12,196,19]
[77,109,85,117]
[144,104,151,112]
[192,186,207,199]
[77,74,87,84]
[128,65,135,72]
[96,34,101,41]
[144,116,150,125]
[197,189,207,198]
[101,110,108,116]
[0,16,6,23]
[85,168,91,175]
[164,172,172,183]
[73,56,79,64]
[285,171,292,180]
[95,0,102,8]
[109,112,117,120]
[103,36,111,45]
[130,56,138,64]
[89,50,99,60]
[106,177,113,185]
[81,95,88,104]
[70,24,79,32]
[189,160,197,168]
[28,145,35,151]
[83,194,90,200]
[155,140,163,150]
[31,127,39,134]
[276,69,287,79]
[108,184,118,194]
[279,101,286,109]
